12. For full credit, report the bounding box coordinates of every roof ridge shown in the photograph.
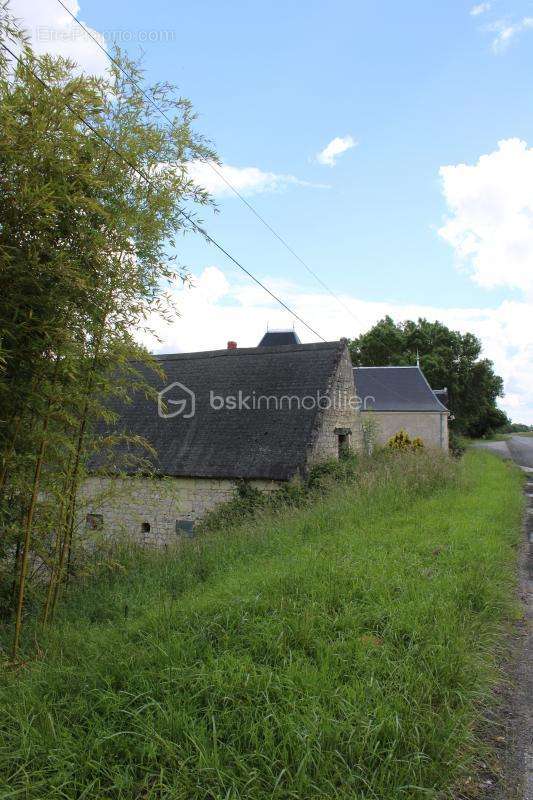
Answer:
[150,341,341,362]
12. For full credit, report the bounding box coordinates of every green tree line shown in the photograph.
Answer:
[349,316,507,437]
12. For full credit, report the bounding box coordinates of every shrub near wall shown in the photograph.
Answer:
[199,450,411,533]
[387,429,424,451]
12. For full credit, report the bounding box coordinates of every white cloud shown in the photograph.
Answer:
[490,17,533,52]
[439,138,533,294]
[316,135,357,167]
[10,0,108,75]
[187,160,327,197]
[139,266,533,424]
[470,3,491,16]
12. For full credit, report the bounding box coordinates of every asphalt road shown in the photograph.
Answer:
[507,436,533,470]
[476,435,533,470]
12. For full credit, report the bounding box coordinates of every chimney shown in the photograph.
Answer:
[227,340,237,350]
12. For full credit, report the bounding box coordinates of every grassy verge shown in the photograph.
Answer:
[0,450,524,800]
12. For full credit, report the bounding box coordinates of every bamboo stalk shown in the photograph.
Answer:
[11,399,53,660]
[10,525,22,605]
[11,359,60,660]
[47,408,88,618]
[41,453,73,625]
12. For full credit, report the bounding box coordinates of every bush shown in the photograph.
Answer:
[199,479,268,532]
[361,412,380,455]
[449,430,466,458]
[387,429,424,452]
[200,456,360,533]
[307,451,359,489]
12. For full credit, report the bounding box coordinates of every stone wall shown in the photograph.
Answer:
[309,346,363,463]
[78,475,280,547]
[361,410,449,450]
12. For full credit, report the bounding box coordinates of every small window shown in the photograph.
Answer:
[86,513,103,531]
[141,522,151,533]
[176,519,195,538]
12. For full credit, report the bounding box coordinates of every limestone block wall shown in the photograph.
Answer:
[78,475,280,547]
[362,410,449,450]
[309,347,363,464]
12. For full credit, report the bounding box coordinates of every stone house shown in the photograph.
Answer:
[354,365,449,450]
[80,338,362,546]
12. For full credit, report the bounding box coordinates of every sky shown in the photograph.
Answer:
[10,0,533,422]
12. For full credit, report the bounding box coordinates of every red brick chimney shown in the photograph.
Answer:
[227,340,237,349]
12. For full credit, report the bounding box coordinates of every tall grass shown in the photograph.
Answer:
[0,450,524,799]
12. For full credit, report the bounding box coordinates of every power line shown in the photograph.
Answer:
[45,1,425,380]
[0,37,326,342]
[52,0,360,325]
[49,2,426,387]
[1,35,431,411]
[3,24,427,399]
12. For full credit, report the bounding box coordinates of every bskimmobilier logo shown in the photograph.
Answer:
[158,382,196,419]
[157,382,376,420]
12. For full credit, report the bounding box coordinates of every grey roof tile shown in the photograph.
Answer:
[92,341,345,480]
[354,366,448,412]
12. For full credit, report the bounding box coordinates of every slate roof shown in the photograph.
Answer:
[91,340,345,481]
[354,366,448,412]
[258,330,301,347]
[432,388,449,408]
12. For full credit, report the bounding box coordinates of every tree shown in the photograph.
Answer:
[0,5,215,656]
[349,317,506,437]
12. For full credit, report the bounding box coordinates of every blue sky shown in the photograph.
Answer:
[13,0,533,421]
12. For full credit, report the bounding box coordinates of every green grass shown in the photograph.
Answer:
[0,450,524,800]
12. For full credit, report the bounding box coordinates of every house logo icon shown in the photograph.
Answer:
[158,382,196,419]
